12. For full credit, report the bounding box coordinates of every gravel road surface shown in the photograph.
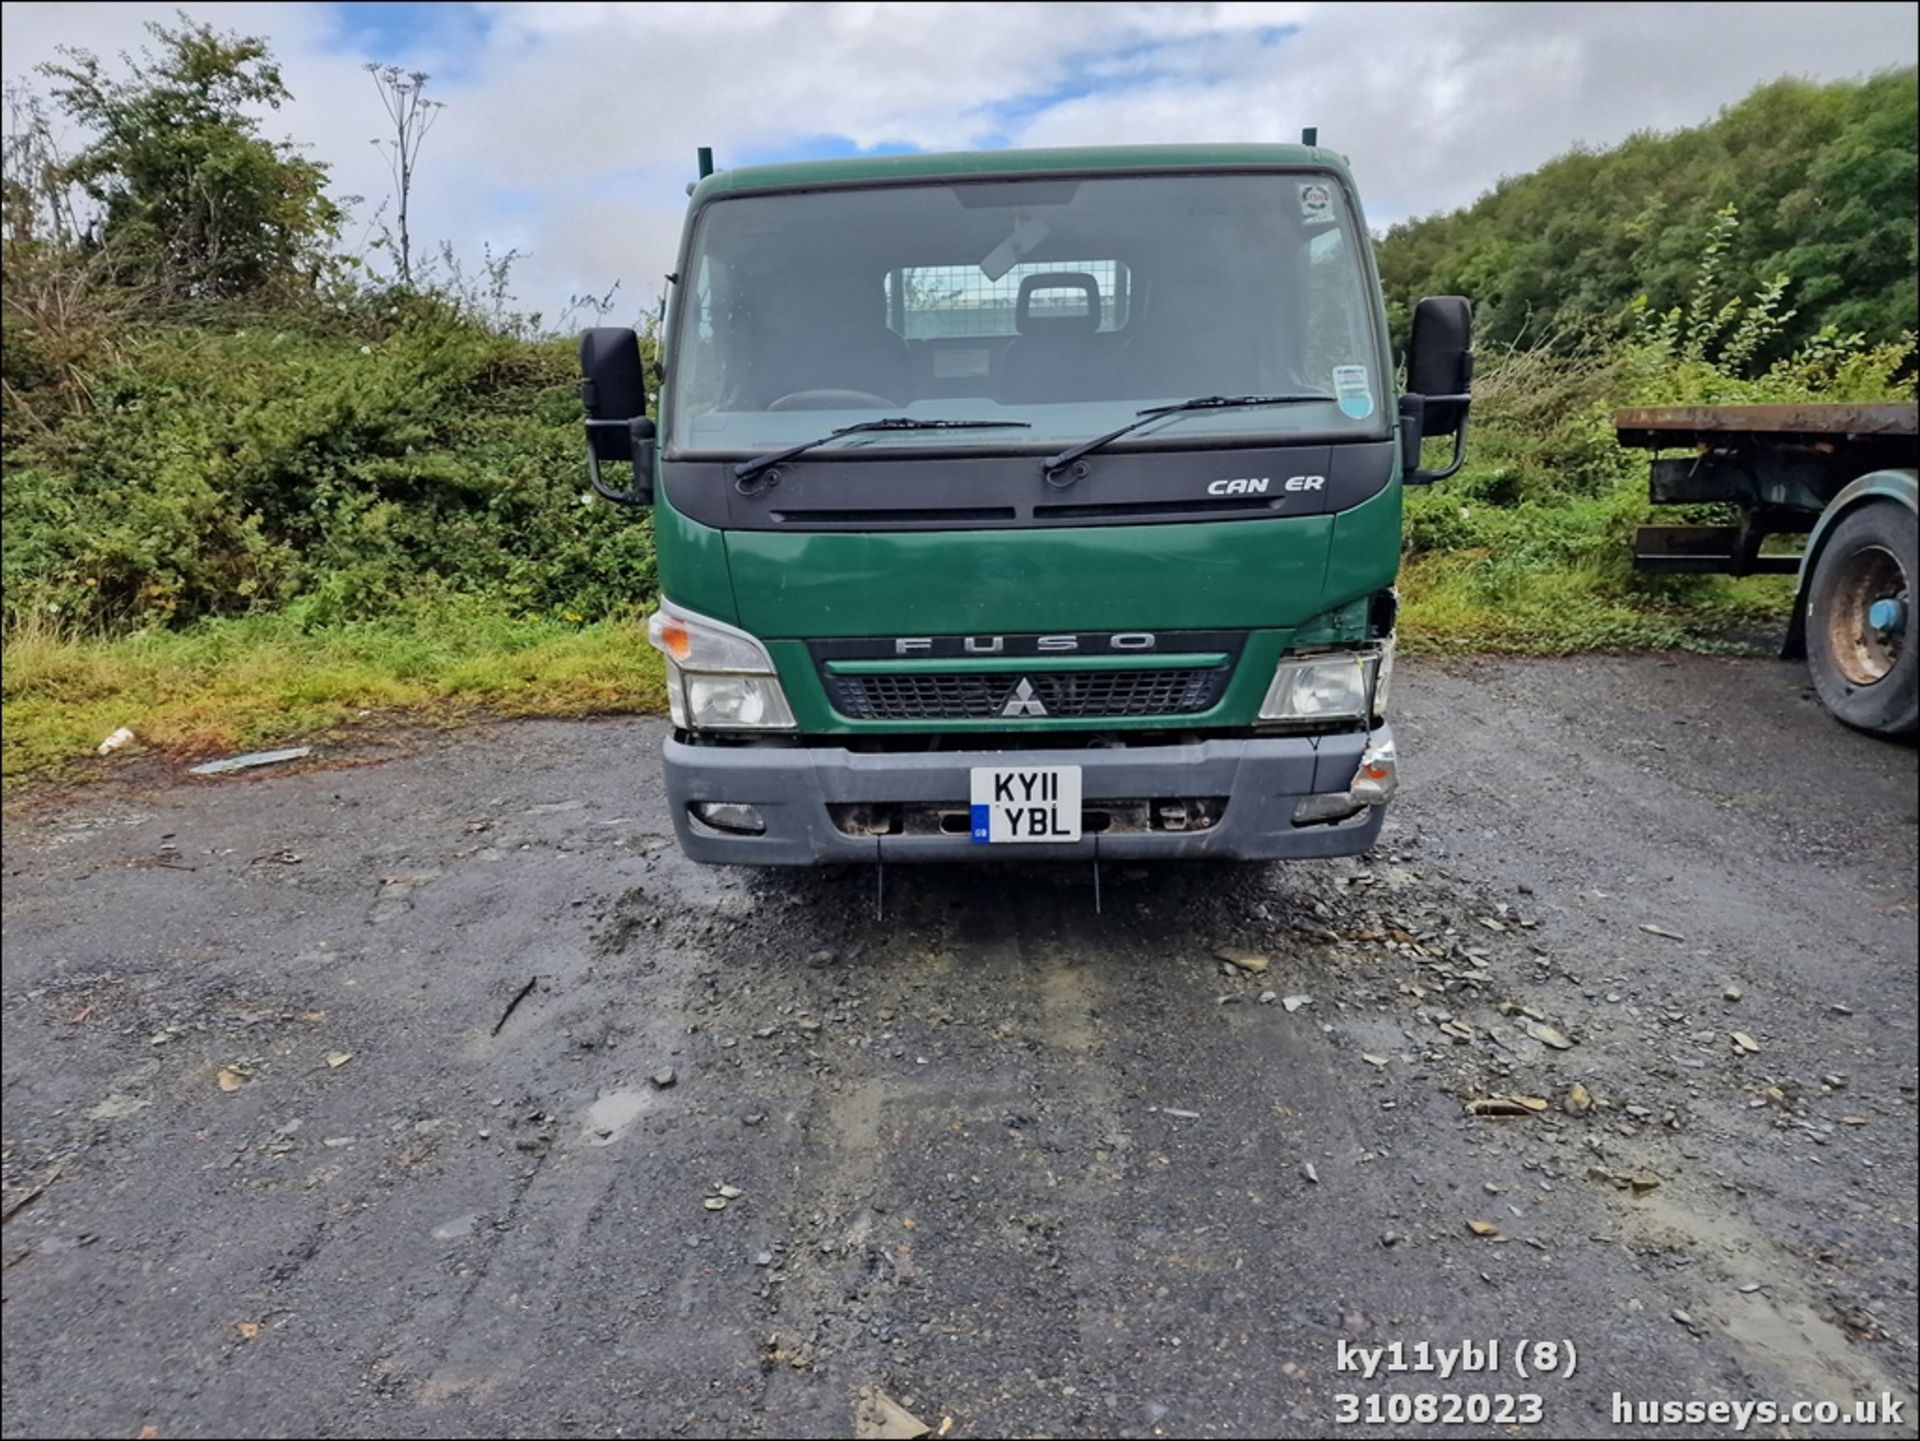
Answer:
[4,655,1916,1439]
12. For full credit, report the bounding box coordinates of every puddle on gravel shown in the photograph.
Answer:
[579,1088,657,1146]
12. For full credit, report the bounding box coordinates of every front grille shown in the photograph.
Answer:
[828,666,1228,721]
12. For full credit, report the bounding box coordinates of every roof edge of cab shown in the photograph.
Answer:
[688,143,1349,207]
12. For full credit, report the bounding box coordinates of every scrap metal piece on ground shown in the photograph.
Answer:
[190,747,313,776]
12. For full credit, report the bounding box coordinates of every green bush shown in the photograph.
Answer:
[2,300,657,629]
[1379,70,1919,358]
[2,15,660,635]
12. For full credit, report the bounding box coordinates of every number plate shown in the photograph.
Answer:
[969,766,1082,844]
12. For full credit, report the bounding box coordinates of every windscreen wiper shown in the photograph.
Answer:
[1041,393,1335,477]
[734,417,1031,483]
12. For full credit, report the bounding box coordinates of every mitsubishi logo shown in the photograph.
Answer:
[1001,678,1048,718]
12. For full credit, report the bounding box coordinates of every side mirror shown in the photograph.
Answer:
[1407,297,1473,436]
[1401,296,1473,485]
[579,327,655,505]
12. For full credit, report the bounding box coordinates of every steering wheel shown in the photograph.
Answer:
[767,389,898,412]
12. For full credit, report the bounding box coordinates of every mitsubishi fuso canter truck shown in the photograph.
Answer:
[577,142,1474,864]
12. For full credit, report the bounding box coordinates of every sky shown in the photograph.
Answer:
[3,1,1914,330]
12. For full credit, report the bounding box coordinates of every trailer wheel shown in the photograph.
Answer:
[1805,500,1917,738]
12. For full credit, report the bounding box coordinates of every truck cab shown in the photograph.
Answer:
[581,144,1472,863]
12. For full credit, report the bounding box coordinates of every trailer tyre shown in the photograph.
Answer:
[1805,500,1917,738]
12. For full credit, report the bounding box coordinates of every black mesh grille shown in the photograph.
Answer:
[829,666,1228,721]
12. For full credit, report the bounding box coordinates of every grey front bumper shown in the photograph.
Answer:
[662,728,1390,865]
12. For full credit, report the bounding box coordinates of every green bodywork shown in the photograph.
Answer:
[653,482,1400,735]
[652,143,1404,737]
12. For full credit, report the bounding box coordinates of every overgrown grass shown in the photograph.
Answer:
[1,604,665,787]
[1399,552,1793,653]
[1394,444,1799,654]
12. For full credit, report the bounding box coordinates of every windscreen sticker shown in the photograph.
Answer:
[1298,181,1335,226]
[1333,365,1374,419]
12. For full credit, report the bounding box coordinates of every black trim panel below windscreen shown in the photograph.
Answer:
[661,439,1395,531]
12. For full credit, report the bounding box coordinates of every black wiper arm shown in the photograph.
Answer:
[1041,393,1335,476]
[734,417,1031,482]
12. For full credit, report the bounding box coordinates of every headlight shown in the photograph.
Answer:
[1259,651,1378,721]
[685,674,793,729]
[646,600,797,731]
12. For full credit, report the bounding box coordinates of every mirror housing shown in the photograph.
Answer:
[1407,297,1473,436]
[1402,297,1474,484]
[579,327,655,505]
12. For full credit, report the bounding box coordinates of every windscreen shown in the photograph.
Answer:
[666,171,1385,452]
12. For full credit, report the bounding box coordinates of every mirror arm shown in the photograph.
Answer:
[585,448,628,504]
[586,417,656,506]
[1397,394,1425,474]
[1405,398,1471,486]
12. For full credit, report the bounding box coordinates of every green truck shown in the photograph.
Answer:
[579,143,1474,864]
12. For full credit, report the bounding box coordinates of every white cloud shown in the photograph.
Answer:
[3,1,1913,327]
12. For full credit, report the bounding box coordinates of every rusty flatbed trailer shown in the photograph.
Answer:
[1615,402,1917,737]
[1616,403,1917,575]
[1615,402,1919,440]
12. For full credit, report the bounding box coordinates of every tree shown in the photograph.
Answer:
[1376,70,1918,358]
[2,87,84,249]
[366,64,443,287]
[39,13,340,298]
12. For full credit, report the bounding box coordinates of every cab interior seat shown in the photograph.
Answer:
[996,272,1124,404]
